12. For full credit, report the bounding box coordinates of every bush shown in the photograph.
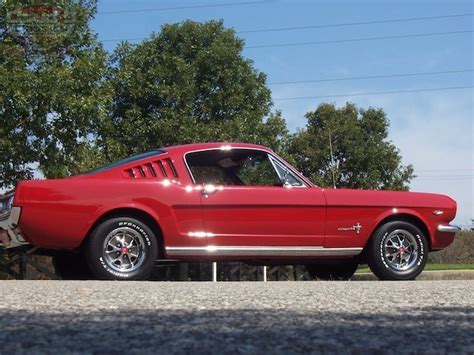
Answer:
[428,231,474,264]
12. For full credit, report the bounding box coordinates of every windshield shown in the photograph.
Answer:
[90,149,166,174]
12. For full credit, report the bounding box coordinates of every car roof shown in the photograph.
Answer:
[163,142,272,154]
[85,143,272,176]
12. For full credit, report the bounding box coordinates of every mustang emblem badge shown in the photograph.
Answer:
[338,223,362,234]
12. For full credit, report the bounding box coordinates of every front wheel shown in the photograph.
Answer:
[85,217,159,280]
[367,221,428,280]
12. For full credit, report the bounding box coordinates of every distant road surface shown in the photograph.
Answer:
[0,281,473,354]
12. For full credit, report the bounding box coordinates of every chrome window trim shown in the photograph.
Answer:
[183,146,312,188]
[166,246,362,256]
[268,154,305,188]
[89,149,168,174]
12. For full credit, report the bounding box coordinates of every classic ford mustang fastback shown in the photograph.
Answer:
[0,143,460,280]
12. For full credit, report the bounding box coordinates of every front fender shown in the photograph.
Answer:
[369,207,433,244]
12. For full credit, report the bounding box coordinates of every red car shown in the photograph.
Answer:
[0,143,460,280]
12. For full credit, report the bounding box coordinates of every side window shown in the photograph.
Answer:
[186,149,283,186]
[236,152,281,186]
[269,156,304,187]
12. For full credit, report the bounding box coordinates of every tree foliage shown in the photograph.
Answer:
[288,103,414,190]
[1,5,414,193]
[100,20,286,160]
[0,0,110,188]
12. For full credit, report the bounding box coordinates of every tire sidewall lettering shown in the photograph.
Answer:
[118,221,152,246]
[379,232,390,269]
[99,256,131,278]
[415,234,425,266]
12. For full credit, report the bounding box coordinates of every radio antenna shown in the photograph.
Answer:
[329,131,336,189]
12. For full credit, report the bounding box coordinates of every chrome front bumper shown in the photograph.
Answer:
[0,207,29,249]
[437,224,461,233]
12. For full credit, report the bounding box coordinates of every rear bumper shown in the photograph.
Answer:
[437,224,461,233]
[0,207,29,249]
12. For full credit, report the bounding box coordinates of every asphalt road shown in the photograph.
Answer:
[0,281,473,354]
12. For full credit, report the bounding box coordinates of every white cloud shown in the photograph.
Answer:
[382,91,473,225]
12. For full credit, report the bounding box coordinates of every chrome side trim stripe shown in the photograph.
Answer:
[166,246,363,257]
[437,224,461,233]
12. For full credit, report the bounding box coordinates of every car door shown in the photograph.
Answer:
[185,148,326,249]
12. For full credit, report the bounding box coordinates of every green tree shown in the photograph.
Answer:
[0,0,110,189]
[100,20,286,160]
[288,102,414,190]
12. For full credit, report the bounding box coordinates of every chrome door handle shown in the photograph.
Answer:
[201,184,219,197]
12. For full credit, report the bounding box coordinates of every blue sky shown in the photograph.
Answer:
[91,0,473,224]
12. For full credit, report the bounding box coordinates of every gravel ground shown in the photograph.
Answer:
[0,281,473,354]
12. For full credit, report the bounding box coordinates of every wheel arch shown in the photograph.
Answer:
[81,207,165,257]
[370,212,432,251]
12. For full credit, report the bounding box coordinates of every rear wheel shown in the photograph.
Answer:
[306,260,358,280]
[85,217,159,280]
[367,221,428,280]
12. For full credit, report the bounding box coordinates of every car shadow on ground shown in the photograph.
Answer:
[0,306,472,353]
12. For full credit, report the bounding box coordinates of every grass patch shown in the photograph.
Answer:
[424,263,474,270]
[356,263,474,274]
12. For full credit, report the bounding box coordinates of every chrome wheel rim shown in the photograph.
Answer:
[383,229,419,271]
[102,227,146,273]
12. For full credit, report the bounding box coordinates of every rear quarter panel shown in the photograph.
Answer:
[14,173,201,250]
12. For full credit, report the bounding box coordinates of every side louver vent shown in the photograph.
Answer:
[123,158,179,179]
